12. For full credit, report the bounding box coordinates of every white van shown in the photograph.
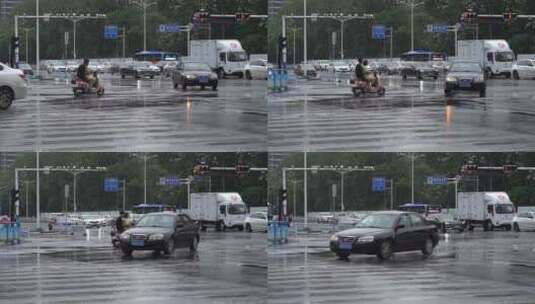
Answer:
[189,40,248,78]
[458,40,515,78]
[190,192,247,231]
[457,192,515,231]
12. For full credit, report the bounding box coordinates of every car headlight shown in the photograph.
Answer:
[210,73,218,79]
[474,76,485,83]
[329,234,338,242]
[149,234,164,240]
[186,74,196,79]
[120,232,130,240]
[357,236,374,243]
[446,76,457,83]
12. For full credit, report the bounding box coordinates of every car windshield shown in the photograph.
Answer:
[184,63,211,71]
[133,206,162,214]
[496,204,514,214]
[451,63,481,73]
[228,52,247,62]
[496,52,514,62]
[355,214,397,229]
[228,204,246,215]
[136,214,175,228]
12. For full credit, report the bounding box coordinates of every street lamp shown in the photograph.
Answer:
[132,0,157,51]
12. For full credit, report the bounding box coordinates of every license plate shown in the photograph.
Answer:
[460,80,472,88]
[338,240,353,250]
[199,76,209,83]
[131,239,144,247]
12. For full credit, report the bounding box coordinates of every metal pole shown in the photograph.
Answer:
[25,181,29,218]
[122,27,126,58]
[455,180,458,210]
[340,172,344,212]
[208,176,212,192]
[282,16,287,65]
[73,20,77,59]
[411,153,415,203]
[73,173,77,213]
[15,169,19,217]
[186,28,190,56]
[303,0,307,64]
[14,16,19,67]
[187,182,191,209]
[340,20,344,60]
[36,0,40,75]
[143,3,147,51]
[454,27,458,57]
[36,152,40,230]
[144,154,147,204]
[282,168,287,191]
[390,27,394,60]
[304,151,308,228]
[122,180,126,211]
[390,179,394,210]
[25,29,29,63]
[411,2,416,50]
[293,181,297,219]
[292,28,296,65]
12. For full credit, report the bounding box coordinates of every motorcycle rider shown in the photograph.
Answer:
[362,59,378,88]
[76,58,98,90]
[355,58,366,82]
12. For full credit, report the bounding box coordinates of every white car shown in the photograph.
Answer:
[512,59,535,80]
[83,215,108,228]
[0,63,28,110]
[244,212,267,232]
[244,60,269,80]
[329,63,351,73]
[513,212,535,232]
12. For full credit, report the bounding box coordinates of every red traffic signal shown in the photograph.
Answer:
[193,164,210,175]
[503,11,517,25]
[461,164,478,174]
[503,165,518,175]
[461,8,478,23]
[235,13,251,23]
[193,10,210,23]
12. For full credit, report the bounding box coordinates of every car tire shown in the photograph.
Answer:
[336,252,350,259]
[441,223,447,234]
[505,224,512,231]
[402,73,407,80]
[190,236,199,253]
[246,224,252,232]
[514,223,520,232]
[150,75,154,79]
[173,82,178,89]
[513,71,520,80]
[422,237,434,257]
[378,87,386,97]
[215,222,222,232]
[238,225,244,231]
[121,247,133,257]
[246,71,252,80]
[377,240,393,260]
[121,74,125,79]
[352,88,362,97]
[201,225,207,232]
[163,239,175,255]
[505,73,511,79]
[201,85,205,90]
[0,87,14,110]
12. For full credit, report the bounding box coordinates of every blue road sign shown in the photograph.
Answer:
[104,25,118,40]
[372,25,386,40]
[426,176,449,185]
[104,178,119,192]
[426,24,449,33]
[158,24,181,33]
[372,177,386,192]
[159,176,181,186]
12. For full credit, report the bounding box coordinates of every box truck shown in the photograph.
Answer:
[457,40,515,78]
[457,192,515,231]
[188,39,248,79]
[190,192,247,231]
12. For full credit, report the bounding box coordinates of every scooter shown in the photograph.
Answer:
[72,72,105,97]
[350,76,386,97]
[110,230,120,248]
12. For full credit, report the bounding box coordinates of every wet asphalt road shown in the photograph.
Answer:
[268,229,535,304]
[268,73,535,152]
[0,229,267,304]
[0,74,266,152]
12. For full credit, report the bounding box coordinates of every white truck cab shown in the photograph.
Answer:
[457,192,515,231]
[189,40,248,79]
[458,40,515,78]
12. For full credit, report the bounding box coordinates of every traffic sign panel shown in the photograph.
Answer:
[372,25,386,40]
[104,25,118,39]
[426,176,449,185]
[104,178,119,192]
[158,24,181,33]
[372,177,386,192]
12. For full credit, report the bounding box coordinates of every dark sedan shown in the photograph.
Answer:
[445,61,486,97]
[172,62,218,91]
[401,62,439,80]
[329,211,439,260]
[119,212,199,257]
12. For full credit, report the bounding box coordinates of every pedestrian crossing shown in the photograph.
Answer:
[268,78,535,152]
[0,232,267,304]
[0,77,267,152]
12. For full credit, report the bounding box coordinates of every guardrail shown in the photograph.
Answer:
[268,69,288,92]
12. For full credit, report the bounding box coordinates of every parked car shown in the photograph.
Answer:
[512,59,535,80]
[401,62,439,80]
[82,215,108,228]
[119,212,200,257]
[244,59,269,80]
[244,212,268,232]
[163,61,179,78]
[172,62,218,91]
[120,61,160,79]
[445,61,486,97]
[0,62,28,110]
[294,63,318,79]
[328,62,351,73]
[427,214,465,233]
[329,211,439,259]
[513,212,535,232]
[316,213,338,224]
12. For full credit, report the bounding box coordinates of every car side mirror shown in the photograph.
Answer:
[176,223,184,229]
[396,224,405,230]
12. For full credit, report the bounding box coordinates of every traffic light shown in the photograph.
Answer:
[278,35,288,49]
[235,13,251,23]
[11,36,19,51]
[461,164,478,174]
[193,10,210,23]
[235,164,250,175]
[461,8,478,23]
[10,188,20,205]
[193,164,210,175]
[503,165,518,175]
[503,10,517,25]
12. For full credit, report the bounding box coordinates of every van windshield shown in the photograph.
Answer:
[496,204,514,214]
[496,52,514,62]
[228,204,246,214]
